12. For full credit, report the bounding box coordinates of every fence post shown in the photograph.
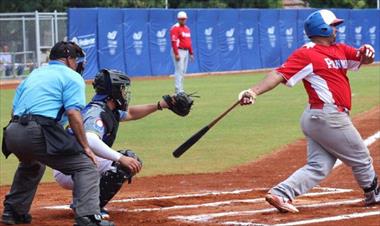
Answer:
[35,10,41,67]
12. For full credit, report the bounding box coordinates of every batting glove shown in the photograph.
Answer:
[359,44,375,59]
[238,89,257,105]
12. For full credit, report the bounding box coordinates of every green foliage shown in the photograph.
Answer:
[306,0,376,8]
[0,66,379,185]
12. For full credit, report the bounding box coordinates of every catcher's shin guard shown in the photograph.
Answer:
[99,165,129,208]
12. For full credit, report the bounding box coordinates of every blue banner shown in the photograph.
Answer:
[196,9,220,72]
[217,9,241,71]
[97,9,125,72]
[68,8,98,79]
[331,9,350,45]
[123,9,151,76]
[239,9,261,70]
[259,9,281,68]
[149,9,175,75]
[180,9,200,74]
[353,9,379,61]
[297,9,314,48]
[279,10,298,62]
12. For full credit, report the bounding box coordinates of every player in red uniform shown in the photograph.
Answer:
[170,11,194,94]
[239,9,379,213]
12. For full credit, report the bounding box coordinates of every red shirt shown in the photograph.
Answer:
[170,23,193,55]
[276,43,361,110]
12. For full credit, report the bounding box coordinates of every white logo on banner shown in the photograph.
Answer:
[303,30,309,43]
[133,31,143,55]
[205,27,213,50]
[267,26,276,47]
[225,28,235,51]
[245,28,254,49]
[354,26,362,46]
[337,25,346,43]
[369,26,376,45]
[285,27,294,48]
[71,34,96,49]
[156,29,167,52]
[107,31,118,55]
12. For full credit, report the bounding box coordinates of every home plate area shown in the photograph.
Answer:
[44,186,380,225]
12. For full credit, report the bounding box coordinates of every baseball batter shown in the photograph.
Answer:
[239,9,379,213]
[170,11,194,94]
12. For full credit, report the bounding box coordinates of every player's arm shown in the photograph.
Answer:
[121,99,169,121]
[86,132,141,174]
[170,27,180,60]
[342,44,375,70]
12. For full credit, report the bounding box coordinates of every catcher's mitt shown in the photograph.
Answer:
[162,92,198,117]
[117,149,143,183]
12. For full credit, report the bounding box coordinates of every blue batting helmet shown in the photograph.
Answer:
[304,9,343,38]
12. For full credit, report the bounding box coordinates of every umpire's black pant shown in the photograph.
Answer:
[3,121,100,217]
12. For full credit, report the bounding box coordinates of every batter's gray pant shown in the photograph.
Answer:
[3,121,100,217]
[270,104,376,200]
[171,49,189,94]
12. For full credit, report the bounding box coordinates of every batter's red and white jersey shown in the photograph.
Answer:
[170,23,193,55]
[276,42,361,110]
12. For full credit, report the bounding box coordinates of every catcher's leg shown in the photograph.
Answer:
[99,163,129,208]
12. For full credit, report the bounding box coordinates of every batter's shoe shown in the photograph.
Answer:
[74,214,115,226]
[364,176,380,206]
[1,210,32,225]
[265,193,299,213]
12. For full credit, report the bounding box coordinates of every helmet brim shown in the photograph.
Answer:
[331,18,344,26]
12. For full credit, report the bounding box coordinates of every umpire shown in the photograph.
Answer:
[1,41,114,226]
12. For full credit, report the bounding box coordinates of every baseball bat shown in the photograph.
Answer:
[173,100,240,158]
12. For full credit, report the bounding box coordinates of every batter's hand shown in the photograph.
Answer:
[118,155,142,175]
[83,147,97,166]
[238,89,257,105]
[359,44,375,64]
[175,55,180,61]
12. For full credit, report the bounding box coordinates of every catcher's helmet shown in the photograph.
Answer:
[93,69,131,111]
[304,9,343,38]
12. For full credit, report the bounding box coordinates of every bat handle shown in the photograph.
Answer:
[208,100,240,128]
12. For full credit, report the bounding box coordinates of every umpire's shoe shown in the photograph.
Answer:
[1,210,32,225]
[74,214,115,226]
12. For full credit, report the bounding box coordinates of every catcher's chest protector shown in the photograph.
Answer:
[91,101,120,147]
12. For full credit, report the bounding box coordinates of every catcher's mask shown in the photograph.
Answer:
[49,41,86,75]
[93,69,131,111]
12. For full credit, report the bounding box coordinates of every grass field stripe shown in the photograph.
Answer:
[170,199,362,223]
[110,188,254,203]
[333,130,380,169]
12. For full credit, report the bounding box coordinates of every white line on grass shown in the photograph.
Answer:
[169,199,362,223]
[333,130,380,168]
[223,210,380,226]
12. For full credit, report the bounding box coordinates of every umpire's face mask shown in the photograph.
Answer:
[75,56,86,76]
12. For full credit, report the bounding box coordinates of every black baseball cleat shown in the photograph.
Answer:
[1,210,32,225]
[74,214,115,226]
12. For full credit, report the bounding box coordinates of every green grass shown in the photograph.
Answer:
[0,66,379,185]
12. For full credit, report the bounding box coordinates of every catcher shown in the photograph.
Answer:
[54,68,194,219]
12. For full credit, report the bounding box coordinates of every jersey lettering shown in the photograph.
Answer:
[324,58,348,69]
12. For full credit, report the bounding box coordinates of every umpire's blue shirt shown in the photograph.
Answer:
[13,61,86,125]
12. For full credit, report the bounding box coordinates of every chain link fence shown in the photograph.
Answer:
[0,11,67,79]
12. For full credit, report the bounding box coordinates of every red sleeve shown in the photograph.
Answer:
[276,48,312,87]
[339,44,361,71]
[170,27,179,55]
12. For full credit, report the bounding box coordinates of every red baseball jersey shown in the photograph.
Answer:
[170,23,193,55]
[276,42,361,110]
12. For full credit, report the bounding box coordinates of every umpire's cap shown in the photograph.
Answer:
[49,41,85,60]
